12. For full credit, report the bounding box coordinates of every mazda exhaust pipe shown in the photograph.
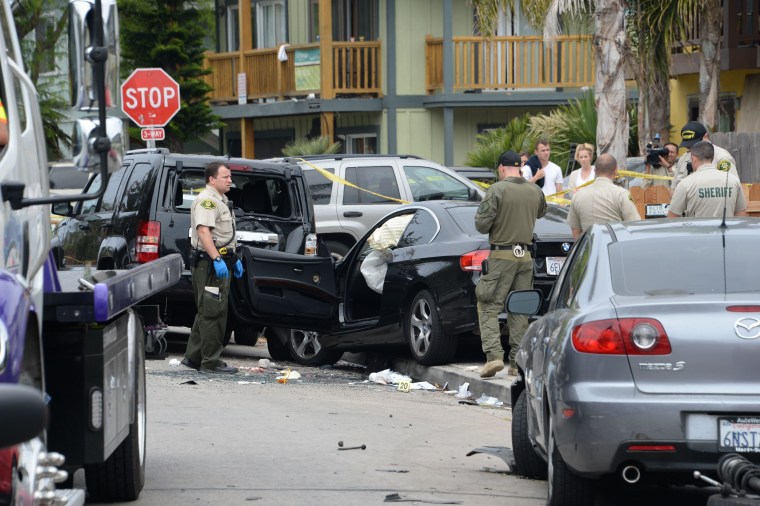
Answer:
[621,465,641,484]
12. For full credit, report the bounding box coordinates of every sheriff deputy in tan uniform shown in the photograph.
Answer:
[667,141,748,218]
[183,161,244,375]
[475,150,546,378]
[566,153,641,240]
[672,121,737,192]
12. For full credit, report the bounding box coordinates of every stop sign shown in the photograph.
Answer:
[121,68,180,127]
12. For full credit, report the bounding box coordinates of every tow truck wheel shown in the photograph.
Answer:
[85,319,146,501]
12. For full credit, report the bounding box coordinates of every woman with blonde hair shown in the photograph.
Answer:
[568,143,595,190]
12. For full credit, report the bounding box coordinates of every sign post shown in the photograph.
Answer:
[121,68,180,148]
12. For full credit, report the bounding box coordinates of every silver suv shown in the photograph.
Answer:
[293,155,485,257]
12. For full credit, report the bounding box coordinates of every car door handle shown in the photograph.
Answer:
[293,267,303,274]
[343,211,362,217]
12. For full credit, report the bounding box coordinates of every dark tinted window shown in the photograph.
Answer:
[49,164,90,190]
[97,168,127,212]
[555,235,590,309]
[448,203,571,237]
[79,173,103,214]
[119,163,152,211]
[610,235,760,295]
[397,209,438,247]
[343,165,399,204]
[404,165,469,201]
[304,167,334,205]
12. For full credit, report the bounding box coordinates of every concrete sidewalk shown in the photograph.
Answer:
[391,356,516,406]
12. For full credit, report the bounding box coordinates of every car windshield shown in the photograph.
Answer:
[609,235,760,295]
[446,204,570,237]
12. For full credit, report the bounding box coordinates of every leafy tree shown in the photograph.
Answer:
[13,0,71,160]
[118,0,221,152]
[464,114,535,170]
[282,136,342,157]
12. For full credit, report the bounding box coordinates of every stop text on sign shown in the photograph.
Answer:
[124,87,177,110]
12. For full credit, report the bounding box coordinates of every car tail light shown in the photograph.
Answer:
[304,233,317,256]
[572,318,671,355]
[460,249,489,272]
[136,220,160,263]
[727,305,760,312]
[626,444,676,452]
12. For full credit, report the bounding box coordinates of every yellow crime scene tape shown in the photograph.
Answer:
[295,158,411,204]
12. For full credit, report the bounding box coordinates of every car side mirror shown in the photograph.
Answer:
[0,385,48,448]
[506,289,543,315]
[469,188,482,201]
[52,202,73,216]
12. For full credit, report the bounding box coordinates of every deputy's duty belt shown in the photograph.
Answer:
[491,243,528,258]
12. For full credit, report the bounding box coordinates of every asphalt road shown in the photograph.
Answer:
[74,341,721,505]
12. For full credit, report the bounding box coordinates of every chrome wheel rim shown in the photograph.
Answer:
[409,297,432,356]
[291,329,322,359]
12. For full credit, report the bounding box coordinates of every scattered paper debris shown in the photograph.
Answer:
[368,369,412,385]
[410,381,437,391]
[475,394,504,408]
[454,382,472,399]
[276,370,301,382]
[168,358,181,366]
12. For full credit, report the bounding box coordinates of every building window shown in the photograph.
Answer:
[338,133,377,154]
[687,95,737,133]
[309,0,319,43]
[255,0,287,49]
[226,4,240,51]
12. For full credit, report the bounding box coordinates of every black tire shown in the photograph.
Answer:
[325,240,350,261]
[264,328,291,361]
[707,495,760,506]
[234,326,259,346]
[85,319,146,502]
[287,329,343,366]
[547,418,594,506]
[405,290,456,365]
[512,390,548,479]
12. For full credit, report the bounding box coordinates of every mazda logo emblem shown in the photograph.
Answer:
[734,317,760,339]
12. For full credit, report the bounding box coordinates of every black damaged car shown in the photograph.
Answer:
[230,201,573,366]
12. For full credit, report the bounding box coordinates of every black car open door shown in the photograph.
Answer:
[230,247,339,332]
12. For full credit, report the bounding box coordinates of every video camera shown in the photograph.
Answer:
[645,133,670,168]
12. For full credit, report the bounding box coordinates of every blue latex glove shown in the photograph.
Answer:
[233,259,244,279]
[213,258,229,278]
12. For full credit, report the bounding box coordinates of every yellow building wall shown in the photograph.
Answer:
[394,0,472,95]
[671,69,760,144]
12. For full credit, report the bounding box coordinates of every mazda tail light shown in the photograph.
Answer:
[572,318,671,355]
[136,220,160,263]
[460,249,490,272]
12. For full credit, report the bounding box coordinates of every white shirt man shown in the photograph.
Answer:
[522,140,563,197]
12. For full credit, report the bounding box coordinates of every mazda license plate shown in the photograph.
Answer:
[719,417,760,453]
[546,256,565,276]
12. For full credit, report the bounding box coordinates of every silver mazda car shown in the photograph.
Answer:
[506,218,760,506]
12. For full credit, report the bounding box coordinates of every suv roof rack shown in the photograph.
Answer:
[289,154,423,161]
[125,147,171,155]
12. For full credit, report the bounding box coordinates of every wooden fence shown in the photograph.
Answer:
[710,132,760,183]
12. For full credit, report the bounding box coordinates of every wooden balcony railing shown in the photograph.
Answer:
[425,35,594,93]
[203,41,382,103]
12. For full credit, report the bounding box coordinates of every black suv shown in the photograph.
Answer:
[50,148,318,345]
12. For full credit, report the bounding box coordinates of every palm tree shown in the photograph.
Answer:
[698,0,721,131]
[472,0,630,164]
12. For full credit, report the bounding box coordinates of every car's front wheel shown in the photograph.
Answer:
[287,329,343,366]
[405,290,456,365]
[547,418,594,506]
[512,390,548,479]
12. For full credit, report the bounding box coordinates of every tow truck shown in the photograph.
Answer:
[0,0,180,503]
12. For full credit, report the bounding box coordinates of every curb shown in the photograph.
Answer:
[391,357,515,406]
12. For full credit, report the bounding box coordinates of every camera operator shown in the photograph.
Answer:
[667,141,747,218]
[642,142,677,189]
[671,121,737,194]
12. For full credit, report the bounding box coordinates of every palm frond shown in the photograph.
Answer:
[282,136,342,156]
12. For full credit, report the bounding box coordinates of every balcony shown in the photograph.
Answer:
[203,41,382,103]
[425,35,594,93]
